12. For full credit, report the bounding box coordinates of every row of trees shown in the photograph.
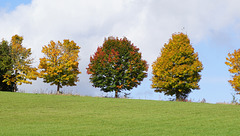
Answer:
[0,35,38,92]
[0,33,239,100]
[0,35,80,94]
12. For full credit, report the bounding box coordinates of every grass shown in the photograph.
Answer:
[0,91,240,136]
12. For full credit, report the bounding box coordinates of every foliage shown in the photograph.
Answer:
[152,32,203,100]
[0,40,13,91]
[87,37,148,98]
[2,35,38,92]
[225,49,240,93]
[1,91,240,135]
[39,39,81,94]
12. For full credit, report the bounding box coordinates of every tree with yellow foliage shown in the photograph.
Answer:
[151,33,203,100]
[225,49,240,93]
[39,40,81,94]
[3,35,38,92]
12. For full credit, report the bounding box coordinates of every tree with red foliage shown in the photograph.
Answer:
[87,37,148,98]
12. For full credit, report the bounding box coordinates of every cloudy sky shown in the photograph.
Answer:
[0,0,240,103]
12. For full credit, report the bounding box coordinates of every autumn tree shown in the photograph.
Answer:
[225,49,240,93]
[87,37,148,98]
[151,32,203,100]
[0,39,13,91]
[2,35,38,92]
[38,40,81,94]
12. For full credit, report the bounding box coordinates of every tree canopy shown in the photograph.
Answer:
[2,35,38,92]
[0,40,13,91]
[87,37,148,98]
[151,32,203,100]
[225,49,240,93]
[38,39,81,94]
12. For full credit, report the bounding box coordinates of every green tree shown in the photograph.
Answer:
[225,49,240,93]
[38,39,81,94]
[3,35,38,92]
[151,32,203,100]
[0,39,13,91]
[87,37,148,98]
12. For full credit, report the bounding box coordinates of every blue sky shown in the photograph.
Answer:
[0,0,239,103]
[0,0,31,12]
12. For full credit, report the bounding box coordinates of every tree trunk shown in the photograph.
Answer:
[13,70,17,92]
[13,82,17,92]
[115,90,118,98]
[176,91,180,101]
[57,83,60,94]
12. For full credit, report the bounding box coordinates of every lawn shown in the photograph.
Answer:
[0,91,239,135]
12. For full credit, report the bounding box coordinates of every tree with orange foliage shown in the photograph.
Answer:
[39,40,81,94]
[3,35,38,92]
[225,49,240,93]
[152,33,203,100]
[87,37,148,98]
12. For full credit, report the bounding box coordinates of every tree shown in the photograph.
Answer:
[151,32,203,100]
[0,39,13,91]
[38,39,81,94]
[3,35,38,92]
[225,49,240,93]
[87,37,148,98]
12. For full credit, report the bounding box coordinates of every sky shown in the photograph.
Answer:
[0,0,239,103]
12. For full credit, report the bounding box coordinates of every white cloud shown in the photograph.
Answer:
[1,0,240,98]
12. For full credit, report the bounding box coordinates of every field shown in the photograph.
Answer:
[0,91,240,136]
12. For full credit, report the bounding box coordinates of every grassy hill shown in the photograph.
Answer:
[0,91,240,136]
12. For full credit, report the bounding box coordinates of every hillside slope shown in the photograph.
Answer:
[0,91,239,135]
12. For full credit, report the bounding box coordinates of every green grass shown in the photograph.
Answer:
[0,91,240,136]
